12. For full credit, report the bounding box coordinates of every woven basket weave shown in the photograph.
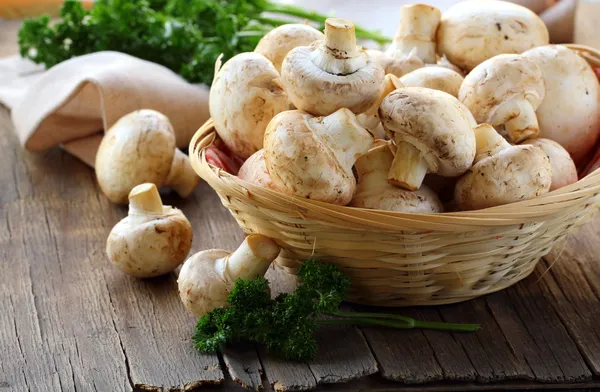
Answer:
[190,45,600,307]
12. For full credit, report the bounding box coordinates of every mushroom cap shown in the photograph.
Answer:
[255,24,325,72]
[350,141,443,213]
[264,109,369,205]
[177,249,231,317]
[209,52,289,159]
[368,49,424,78]
[238,149,276,189]
[281,45,384,116]
[106,207,193,278]
[437,0,549,71]
[459,54,545,125]
[379,87,476,177]
[400,66,464,97]
[454,144,552,210]
[524,138,578,191]
[95,110,176,204]
[522,45,600,164]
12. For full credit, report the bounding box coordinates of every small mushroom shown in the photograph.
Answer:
[368,49,424,78]
[523,138,578,191]
[433,55,464,75]
[454,124,552,211]
[255,23,325,72]
[210,52,289,159]
[386,4,442,64]
[379,87,476,191]
[350,140,443,213]
[400,66,464,98]
[95,110,200,204]
[522,45,600,164]
[178,235,280,317]
[356,74,403,139]
[238,150,276,190]
[459,54,545,144]
[264,108,373,205]
[281,18,384,116]
[437,0,549,71]
[106,183,193,278]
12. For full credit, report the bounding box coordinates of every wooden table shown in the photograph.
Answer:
[3,15,600,392]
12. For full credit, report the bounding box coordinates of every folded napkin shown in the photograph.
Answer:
[0,51,210,167]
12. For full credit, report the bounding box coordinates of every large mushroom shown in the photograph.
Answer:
[95,110,199,204]
[281,18,384,116]
[379,87,476,191]
[264,108,373,205]
[459,54,545,144]
[400,66,464,98]
[522,45,600,164]
[210,52,289,159]
[523,138,578,191]
[437,0,549,72]
[350,140,443,213]
[454,124,552,210]
[106,183,193,278]
[178,235,280,317]
[255,24,324,72]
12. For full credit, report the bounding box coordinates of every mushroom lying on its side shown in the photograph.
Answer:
[178,235,280,317]
[459,54,545,144]
[210,52,289,159]
[238,150,276,190]
[350,140,443,213]
[379,87,476,191]
[437,0,549,71]
[254,24,325,72]
[264,108,373,205]
[400,66,464,98]
[522,45,600,164]
[106,183,193,278]
[523,138,577,191]
[455,124,552,211]
[95,110,200,204]
[281,18,384,116]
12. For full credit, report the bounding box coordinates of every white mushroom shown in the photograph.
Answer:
[106,183,193,278]
[368,49,424,78]
[281,18,384,116]
[522,45,600,164]
[350,140,443,213]
[455,124,552,210]
[379,87,476,191]
[523,138,578,191]
[386,4,441,64]
[95,110,199,204]
[400,66,464,98]
[264,108,373,205]
[437,0,549,71]
[238,150,276,190]
[356,74,403,139]
[210,52,289,159]
[255,23,325,72]
[178,235,280,317]
[433,55,464,75]
[459,54,545,144]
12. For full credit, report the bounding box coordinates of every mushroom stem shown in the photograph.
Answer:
[494,99,540,143]
[128,183,163,215]
[387,142,429,190]
[389,4,441,63]
[474,124,511,163]
[165,149,200,199]
[224,235,280,280]
[310,18,367,75]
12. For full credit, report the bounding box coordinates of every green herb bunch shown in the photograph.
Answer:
[194,259,480,361]
[18,0,391,86]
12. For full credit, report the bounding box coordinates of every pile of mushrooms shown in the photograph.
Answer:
[205,0,599,213]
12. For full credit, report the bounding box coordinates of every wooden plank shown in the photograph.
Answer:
[222,345,263,392]
[360,308,444,384]
[438,298,534,383]
[258,346,317,392]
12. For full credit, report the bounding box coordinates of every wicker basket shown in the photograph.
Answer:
[189,45,600,307]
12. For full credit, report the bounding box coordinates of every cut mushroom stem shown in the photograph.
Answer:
[474,124,511,163]
[387,4,441,64]
[225,235,281,280]
[129,183,163,214]
[310,18,367,75]
[165,149,201,198]
[494,99,540,143]
[388,142,429,190]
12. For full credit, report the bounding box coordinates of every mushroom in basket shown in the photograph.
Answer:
[238,149,277,190]
[523,138,578,191]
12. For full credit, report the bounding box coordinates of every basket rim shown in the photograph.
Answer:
[189,44,600,232]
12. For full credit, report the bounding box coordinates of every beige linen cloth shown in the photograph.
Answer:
[0,51,210,167]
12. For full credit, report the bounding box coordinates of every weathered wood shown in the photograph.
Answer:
[222,345,263,392]
[438,299,534,383]
[258,347,317,392]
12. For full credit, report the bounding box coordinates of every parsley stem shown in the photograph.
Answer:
[323,312,480,332]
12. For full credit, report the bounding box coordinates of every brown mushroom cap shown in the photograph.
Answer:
[437,0,549,71]
[524,138,578,191]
